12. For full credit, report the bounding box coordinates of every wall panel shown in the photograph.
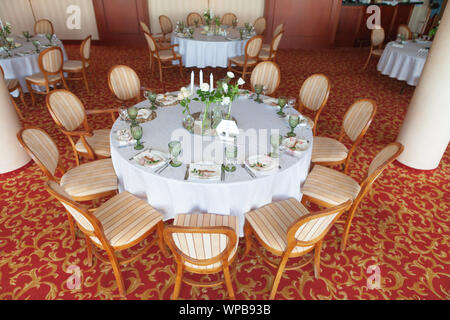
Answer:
[0,0,35,36]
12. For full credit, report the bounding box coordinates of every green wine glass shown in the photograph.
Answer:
[23,31,31,42]
[277,96,287,117]
[145,91,158,110]
[169,141,182,167]
[270,133,282,158]
[224,144,237,172]
[32,40,40,53]
[127,106,138,126]
[130,125,144,150]
[254,84,263,103]
[287,114,300,137]
[46,33,54,45]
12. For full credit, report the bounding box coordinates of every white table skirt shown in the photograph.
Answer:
[0,34,68,93]
[377,40,431,86]
[171,27,248,68]
[110,96,313,236]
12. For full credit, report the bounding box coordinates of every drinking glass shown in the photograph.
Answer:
[127,106,138,126]
[287,114,300,137]
[224,144,237,172]
[183,114,194,132]
[254,84,263,103]
[130,125,144,150]
[145,91,158,110]
[239,28,244,40]
[23,31,31,42]
[46,33,54,45]
[32,40,40,53]
[288,97,297,111]
[277,97,287,116]
[212,105,223,129]
[270,133,282,158]
[168,141,182,167]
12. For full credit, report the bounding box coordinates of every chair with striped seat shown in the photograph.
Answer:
[25,46,69,106]
[258,31,283,62]
[143,31,183,84]
[302,142,404,250]
[63,35,91,93]
[45,180,167,296]
[17,126,117,208]
[107,64,144,104]
[250,61,281,96]
[297,74,331,136]
[1,65,27,120]
[253,17,267,35]
[262,23,284,51]
[397,24,412,40]
[312,99,377,174]
[187,12,204,26]
[159,15,173,43]
[363,26,385,70]
[140,20,170,47]
[46,89,117,165]
[34,19,54,35]
[221,13,237,26]
[228,35,263,81]
[244,199,352,299]
[163,214,239,300]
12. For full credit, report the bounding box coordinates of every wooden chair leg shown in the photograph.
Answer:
[314,241,323,279]
[67,213,76,242]
[107,250,126,296]
[85,236,93,266]
[178,58,183,78]
[157,221,169,258]
[158,61,163,83]
[269,251,290,300]
[9,97,24,120]
[81,69,90,94]
[61,76,69,91]
[172,263,183,300]
[242,66,247,81]
[26,81,36,106]
[363,53,372,70]
[228,60,232,72]
[341,205,358,251]
[17,86,28,108]
[243,221,253,258]
[223,265,235,300]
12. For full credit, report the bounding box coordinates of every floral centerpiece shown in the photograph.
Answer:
[0,22,12,46]
[193,83,223,134]
[175,21,185,34]
[178,87,194,131]
[203,8,213,26]
[216,72,245,120]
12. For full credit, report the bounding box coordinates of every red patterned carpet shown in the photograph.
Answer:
[0,44,448,300]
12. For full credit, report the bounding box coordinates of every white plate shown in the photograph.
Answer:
[263,97,278,107]
[189,162,221,180]
[281,137,310,154]
[156,93,178,106]
[135,149,168,168]
[115,129,132,142]
[246,155,278,172]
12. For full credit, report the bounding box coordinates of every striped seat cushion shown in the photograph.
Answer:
[172,214,239,271]
[63,60,88,71]
[302,165,361,206]
[229,55,258,65]
[75,129,111,158]
[372,49,384,56]
[5,79,19,90]
[246,198,314,254]
[154,49,181,60]
[312,136,348,163]
[261,43,270,51]
[90,192,163,248]
[60,158,117,198]
[258,49,275,60]
[25,72,62,85]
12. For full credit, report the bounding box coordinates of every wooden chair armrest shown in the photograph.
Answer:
[63,129,93,137]
[86,108,121,115]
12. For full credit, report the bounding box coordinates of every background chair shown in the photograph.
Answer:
[139,20,150,34]
[250,61,281,96]
[312,99,377,174]
[187,12,204,26]
[45,180,166,296]
[107,64,142,104]
[221,13,237,26]
[34,19,54,34]
[159,15,173,42]
[25,46,68,106]
[258,31,283,62]
[297,73,331,136]
[63,35,92,94]
[163,213,239,300]
[302,142,404,250]
[46,89,116,165]
[262,23,284,51]
[244,198,352,299]
[228,35,263,80]
[0,65,27,120]
[397,24,412,40]
[253,17,267,35]
[363,27,385,70]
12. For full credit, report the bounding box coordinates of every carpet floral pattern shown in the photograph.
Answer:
[0,44,448,300]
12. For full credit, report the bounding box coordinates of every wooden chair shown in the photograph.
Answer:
[258,31,283,62]
[164,213,239,300]
[17,127,117,205]
[139,20,150,34]
[253,17,267,35]
[34,19,54,34]
[363,27,385,70]
[244,199,352,299]
[140,20,169,46]
[262,23,284,51]
[63,35,91,94]
[107,64,143,104]
[187,12,204,26]
[0,65,27,120]
[143,31,183,84]
[302,142,404,250]
[159,15,173,42]
[45,180,167,296]
[312,99,377,174]
[221,13,237,26]
[228,35,263,81]
[297,74,331,136]
[250,61,281,96]
[46,89,116,165]
[25,46,68,107]
[397,24,412,40]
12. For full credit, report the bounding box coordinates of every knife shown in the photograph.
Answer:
[156,160,170,174]
[129,148,150,161]
[184,164,190,180]
[221,165,225,181]
[241,164,256,179]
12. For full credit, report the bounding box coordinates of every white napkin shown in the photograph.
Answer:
[391,43,404,48]
[246,155,279,176]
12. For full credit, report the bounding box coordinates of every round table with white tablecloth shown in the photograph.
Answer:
[377,40,432,86]
[110,95,313,236]
[171,26,251,68]
[0,34,67,93]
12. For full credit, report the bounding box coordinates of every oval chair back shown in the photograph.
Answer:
[250,61,281,96]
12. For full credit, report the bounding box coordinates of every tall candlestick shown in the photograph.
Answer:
[199,70,203,86]
[190,71,194,94]
[210,73,213,92]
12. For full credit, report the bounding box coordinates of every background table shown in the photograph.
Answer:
[171,26,249,68]
[377,40,431,86]
[110,96,313,235]
[0,34,67,93]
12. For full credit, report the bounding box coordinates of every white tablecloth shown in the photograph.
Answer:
[377,40,431,86]
[172,26,249,68]
[0,34,67,93]
[110,96,313,235]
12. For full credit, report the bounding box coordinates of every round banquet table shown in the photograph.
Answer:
[110,96,313,236]
[0,34,68,93]
[171,26,250,68]
[377,40,431,86]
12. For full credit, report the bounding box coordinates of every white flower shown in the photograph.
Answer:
[177,92,185,100]
[180,87,191,98]
[222,97,231,105]
[237,78,245,86]
[227,72,235,79]
[200,83,210,92]
[222,83,228,93]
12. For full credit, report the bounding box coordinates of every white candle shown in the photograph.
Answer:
[190,71,194,94]
[0,18,4,29]
[210,73,213,92]
[199,70,203,86]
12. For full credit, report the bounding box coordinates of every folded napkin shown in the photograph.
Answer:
[246,155,279,176]
[114,129,136,147]
[391,43,404,48]
[188,163,222,181]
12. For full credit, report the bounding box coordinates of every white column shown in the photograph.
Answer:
[396,5,450,170]
[0,79,30,173]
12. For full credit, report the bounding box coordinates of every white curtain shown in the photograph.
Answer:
[209,0,264,27]
[0,0,99,40]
